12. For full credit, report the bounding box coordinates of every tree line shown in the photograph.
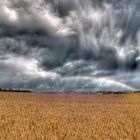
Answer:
[0,88,32,92]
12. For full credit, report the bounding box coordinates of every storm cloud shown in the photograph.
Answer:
[0,0,140,91]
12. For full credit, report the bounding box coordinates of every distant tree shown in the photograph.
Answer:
[0,88,32,93]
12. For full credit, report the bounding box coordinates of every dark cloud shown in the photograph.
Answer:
[0,0,140,91]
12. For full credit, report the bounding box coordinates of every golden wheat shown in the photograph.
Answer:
[0,92,140,140]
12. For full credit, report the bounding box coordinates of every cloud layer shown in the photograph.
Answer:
[0,0,140,91]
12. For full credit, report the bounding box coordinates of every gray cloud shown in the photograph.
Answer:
[0,0,140,91]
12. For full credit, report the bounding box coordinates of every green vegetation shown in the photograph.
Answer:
[0,88,32,93]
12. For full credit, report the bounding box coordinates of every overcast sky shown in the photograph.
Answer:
[0,0,140,92]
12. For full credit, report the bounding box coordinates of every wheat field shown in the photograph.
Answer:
[0,92,140,140]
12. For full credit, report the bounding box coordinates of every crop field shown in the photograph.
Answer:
[0,92,140,140]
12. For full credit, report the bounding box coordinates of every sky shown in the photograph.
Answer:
[0,0,140,92]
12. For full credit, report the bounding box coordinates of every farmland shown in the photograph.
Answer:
[0,92,140,140]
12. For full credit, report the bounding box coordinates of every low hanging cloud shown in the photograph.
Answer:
[0,0,140,91]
